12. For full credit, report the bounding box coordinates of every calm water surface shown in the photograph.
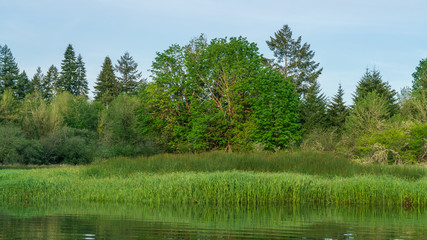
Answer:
[0,203,426,239]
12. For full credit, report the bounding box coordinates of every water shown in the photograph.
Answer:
[0,203,426,239]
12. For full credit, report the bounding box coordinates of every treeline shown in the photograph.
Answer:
[0,25,426,165]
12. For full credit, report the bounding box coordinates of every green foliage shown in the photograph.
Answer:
[299,81,328,133]
[0,89,18,123]
[40,127,97,164]
[94,56,120,106]
[400,89,427,123]
[15,71,32,101]
[346,91,389,136]
[43,65,58,101]
[115,52,142,94]
[0,125,43,164]
[31,67,44,93]
[357,123,427,164]
[412,58,427,91]
[0,45,20,93]
[58,44,88,96]
[327,83,349,130]
[353,68,398,116]
[266,25,323,97]
[146,35,301,152]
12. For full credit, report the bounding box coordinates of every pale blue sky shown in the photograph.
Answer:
[1,0,426,103]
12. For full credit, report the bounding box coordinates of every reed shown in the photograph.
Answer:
[1,164,426,206]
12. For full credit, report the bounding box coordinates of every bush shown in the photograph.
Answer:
[0,125,43,164]
[40,128,98,164]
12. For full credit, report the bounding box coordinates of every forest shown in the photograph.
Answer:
[0,25,426,165]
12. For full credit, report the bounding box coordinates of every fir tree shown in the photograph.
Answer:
[31,67,44,93]
[0,45,20,93]
[15,71,32,100]
[327,83,349,129]
[266,25,323,98]
[115,52,142,94]
[353,68,398,116]
[75,54,89,96]
[299,80,328,133]
[412,58,427,91]
[58,44,77,94]
[42,65,58,101]
[94,56,119,107]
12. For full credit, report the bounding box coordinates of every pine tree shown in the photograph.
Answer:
[58,44,77,94]
[299,80,328,133]
[42,65,58,101]
[266,25,323,98]
[31,67,44,93]
[327,83,349,129]
[115,52,142,94]
[353,68,398,116]
[412,58,427,91]
[75,54,89,96]
[0,45,20,93]
[94,56,119,107]
[15,71,32,100]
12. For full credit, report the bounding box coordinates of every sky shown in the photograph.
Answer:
[1,0,426,103]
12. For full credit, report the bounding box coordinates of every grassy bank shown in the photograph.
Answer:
[0,151,426,206]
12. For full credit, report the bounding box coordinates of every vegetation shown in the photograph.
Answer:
[0,152,426,206]
[0,25,425,165]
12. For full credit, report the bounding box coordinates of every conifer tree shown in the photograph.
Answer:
[31,67,44,93]
[353,68,398,116]
[327,83,349,129]
[0,45,20,93]
[266,25,323,98]
[94,56,119,106]
[115,52,142,94]
[15,71,32,100]
[299,80,328,133]
[412,58,427,91]
[58,44,77,94]
[75,54,89,96]
[42,65,58,101]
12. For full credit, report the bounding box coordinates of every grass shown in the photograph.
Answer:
[0,151,426,206]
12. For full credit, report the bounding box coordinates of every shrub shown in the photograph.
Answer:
[0,125,43,164]
[40,128,98,164]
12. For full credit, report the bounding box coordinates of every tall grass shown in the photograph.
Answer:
[84,151,425,180]
[1,151,426,206]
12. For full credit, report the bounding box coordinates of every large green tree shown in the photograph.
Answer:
[58,44,88,96]
[146,36,301,152]
[94,56,120,107]
[412,58,427,91]
[0,45,20,93]
[266,25,323,97]
[115,52,142,94]
[353,68,398,116]
[31,67,44,93]
[298,80,328,133]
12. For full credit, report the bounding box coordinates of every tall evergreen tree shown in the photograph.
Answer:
[299,80,328,133]
[412,58,427,91]
[353,68,398,116]
[75,54,89,96]
[94,56,119,106]
[31,67,44,93]
[15,71,32,100]
[115,52,142,94]
[0,45,20,93]
[58,44,77,94]
[42,65,58,101]
[327,83,349,129]
[266,25,323,98]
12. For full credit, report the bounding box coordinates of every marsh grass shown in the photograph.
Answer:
[84,151,425,180]
[1,151,426,206]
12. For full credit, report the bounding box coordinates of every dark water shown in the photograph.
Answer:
[0,203,426,240]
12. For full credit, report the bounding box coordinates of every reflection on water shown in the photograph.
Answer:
[0,202,426,239]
